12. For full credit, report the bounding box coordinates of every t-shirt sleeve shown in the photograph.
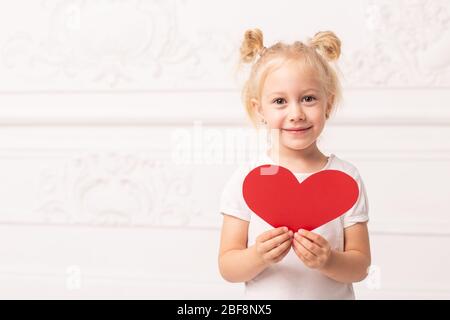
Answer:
[219,166,252,222]
[342,170,370,228]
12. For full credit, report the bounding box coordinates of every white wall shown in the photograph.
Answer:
[0,0,449,299]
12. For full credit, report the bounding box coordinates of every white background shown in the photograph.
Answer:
[0,0,450,299]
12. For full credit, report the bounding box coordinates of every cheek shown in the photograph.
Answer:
[266,111,285,127]
[308,106,327,123]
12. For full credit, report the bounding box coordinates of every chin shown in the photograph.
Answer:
[282,141,313,151]
[279,134,308,146]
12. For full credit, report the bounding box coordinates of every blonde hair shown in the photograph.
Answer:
[239,28,342,128]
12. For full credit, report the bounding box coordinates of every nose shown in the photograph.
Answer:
[288,103,306,122]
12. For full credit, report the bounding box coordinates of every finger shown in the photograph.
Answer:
[262,230,293,252]
[267,238,292,260]
[298,229,327,247]
[274,241,291,262]
[292,241,308,264]
[293,237,315,261]
[294,233,321,256]
[258,227,288,243]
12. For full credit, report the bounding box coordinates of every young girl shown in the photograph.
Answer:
[218,29,371,299]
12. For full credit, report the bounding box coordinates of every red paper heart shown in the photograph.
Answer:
[242,165,359,231]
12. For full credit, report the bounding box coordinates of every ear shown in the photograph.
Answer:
[251,98,264,120]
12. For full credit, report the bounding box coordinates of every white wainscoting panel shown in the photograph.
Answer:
[0,0,449,299]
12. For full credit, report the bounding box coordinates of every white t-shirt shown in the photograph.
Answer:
[219,151,369,300]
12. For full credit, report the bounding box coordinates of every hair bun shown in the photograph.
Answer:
[240,28,265,63]
[308,31,341,61]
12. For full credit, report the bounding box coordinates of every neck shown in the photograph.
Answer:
[268,141,326,171]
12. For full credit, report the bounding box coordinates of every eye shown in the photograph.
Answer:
[272,98,286,105]
[302,96,317,104]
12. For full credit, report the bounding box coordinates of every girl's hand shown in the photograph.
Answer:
[292,229,332,270]
[254,227,293,266]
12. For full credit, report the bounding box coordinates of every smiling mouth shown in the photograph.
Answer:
[282,126,313,132]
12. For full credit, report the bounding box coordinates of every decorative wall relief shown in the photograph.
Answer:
[1,0,236,89]
[341,0,450,87]
[34,152,204,227]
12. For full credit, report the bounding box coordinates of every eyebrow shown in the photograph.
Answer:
[267,88,319,97]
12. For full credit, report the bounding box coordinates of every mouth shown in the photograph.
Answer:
[282,126,313,134]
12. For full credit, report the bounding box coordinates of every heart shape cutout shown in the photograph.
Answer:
[242,164,359,231]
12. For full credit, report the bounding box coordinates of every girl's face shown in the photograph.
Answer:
[252,61,332,153]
